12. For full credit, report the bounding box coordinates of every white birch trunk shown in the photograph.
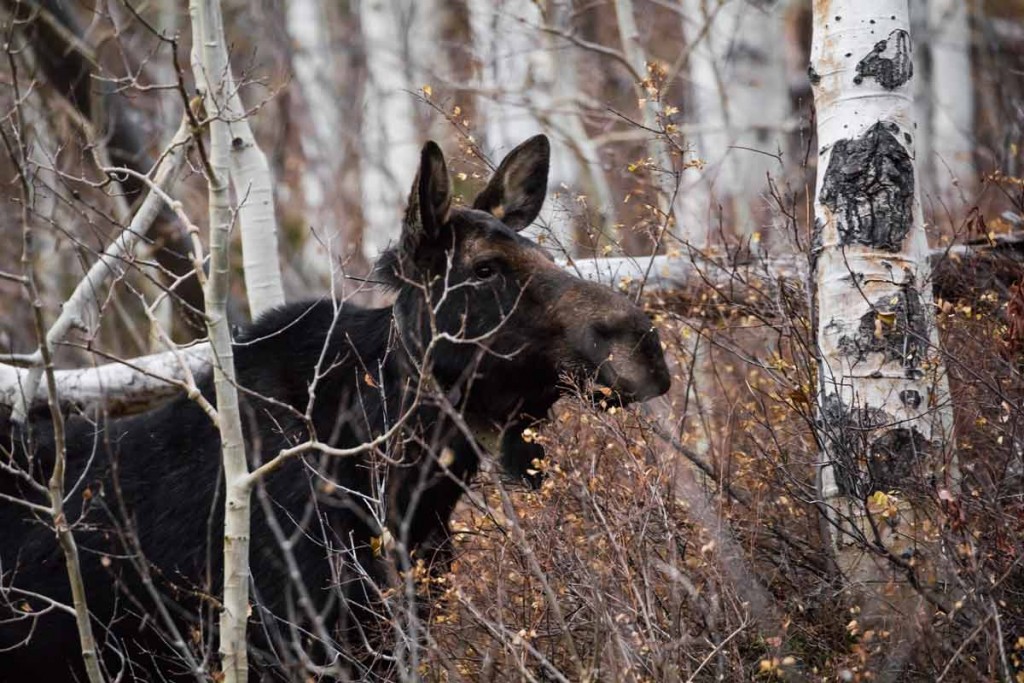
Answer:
[23,92,70,320]
[680,0,789,247]
[810,0,955,650]
[909,0,933,211]
[191,0,285,317]
[613,0,677,224]
[285,0,347,283]
[543,33,618,244]
[191,2,252,679]
[466,0,545,156]
[467,0,583,249]
[358,0,423,261]
[928,0,975,217]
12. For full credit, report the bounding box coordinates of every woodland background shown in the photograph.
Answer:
[0,0,1023,680]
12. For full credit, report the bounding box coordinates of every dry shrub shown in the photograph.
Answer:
[412,254,1024,682]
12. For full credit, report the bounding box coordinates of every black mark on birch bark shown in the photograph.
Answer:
[854,29,913,89]
[820,122,914,252]
[821,394,929,496]
[807,65,821,86]
[837,282,928,377]
[899,389,921,409]
[868,427,930,493]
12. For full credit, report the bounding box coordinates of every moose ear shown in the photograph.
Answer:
[472,135,550,231]
[402,141,453,255]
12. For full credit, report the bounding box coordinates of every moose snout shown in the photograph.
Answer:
[577,307,672,403]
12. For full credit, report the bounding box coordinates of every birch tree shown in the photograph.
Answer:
[809,0,956,652]
[285,0,348,283]
[928,0,975,220]
[680,0,790,248]
[467,0,545,158]
[467,0,587,250]
[358,0,425,261]
[190,0,285,318]
[613,0,677,224]
[5,119,194,423]
[539,7,619,244]
[190,0,258,677]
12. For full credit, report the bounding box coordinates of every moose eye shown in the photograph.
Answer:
[473,261,498,280]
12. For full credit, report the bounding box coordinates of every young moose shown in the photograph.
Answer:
[0,136,671,680]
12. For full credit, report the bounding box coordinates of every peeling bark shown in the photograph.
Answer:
[854,29,913,89]
[820,122,915,252]
[821,394,930,497]
[836,281,927,373]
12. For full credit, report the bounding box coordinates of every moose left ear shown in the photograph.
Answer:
[401,141,453,258]
[473,135,550,231]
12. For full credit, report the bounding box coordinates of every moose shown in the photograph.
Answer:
[0,136,671,680]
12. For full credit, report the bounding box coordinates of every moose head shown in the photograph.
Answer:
[378,135,672,432]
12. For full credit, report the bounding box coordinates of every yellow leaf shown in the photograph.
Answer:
[421,84,433,97]
[869,490,890,508]
[439,447,455,468]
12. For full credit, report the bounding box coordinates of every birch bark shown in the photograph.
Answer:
[191,0,285,317]
[191,1,252,679]
[467,0,584,249]
[8,119,193,423]
[928,0,975,219]
[285,0,347,282]
[613,0,677,223]
[680,0,789,247]
[810,0,956,647]
[358,0,423,261]
[467,0,543,156]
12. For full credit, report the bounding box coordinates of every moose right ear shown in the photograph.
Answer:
[401,141,452,259]
[473,135,550,231]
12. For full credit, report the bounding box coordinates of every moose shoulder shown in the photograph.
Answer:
[0,136,671,681]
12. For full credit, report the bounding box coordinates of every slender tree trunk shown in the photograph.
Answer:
[285,0,347,283]
[4,0,207,323]
[909,0,933,216]
[810,0,956,673]
[543,26,619,247]
[191,1,252,679]
[467,0,583,249]
[613,0,677,223]
[928,0,975,223]
[358,0,423,261]
[8,120,193,423]
[467,0,543,155]
[680,0,790,248]
[190,0,285,318]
